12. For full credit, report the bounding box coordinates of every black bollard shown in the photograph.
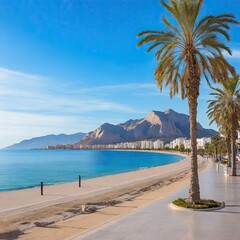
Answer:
[41,182,43,195]
[79,175,81,188]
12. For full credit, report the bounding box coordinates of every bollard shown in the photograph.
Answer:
[79,175,81,188]
[41,182,43,195]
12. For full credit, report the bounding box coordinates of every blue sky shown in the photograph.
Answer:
[0,0,240,148]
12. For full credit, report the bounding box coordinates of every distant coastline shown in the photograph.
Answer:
[3,109,217,151]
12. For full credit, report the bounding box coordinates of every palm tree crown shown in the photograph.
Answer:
[208,77,240,127]
[137,0,237,98]
[207,76,240,174]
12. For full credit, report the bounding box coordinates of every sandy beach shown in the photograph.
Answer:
[0,152,210,240]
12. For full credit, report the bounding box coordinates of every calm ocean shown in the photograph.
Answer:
[0,150,183,192]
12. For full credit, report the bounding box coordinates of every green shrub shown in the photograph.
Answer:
[172,198,221,209]
[220,160,228,165]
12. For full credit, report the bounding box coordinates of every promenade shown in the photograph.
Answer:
[73,162,240,240]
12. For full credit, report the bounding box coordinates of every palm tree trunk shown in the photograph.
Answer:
[231,114,237,176]
[215,144,218,161]
[188,95,201,203]
[227,136,231,167]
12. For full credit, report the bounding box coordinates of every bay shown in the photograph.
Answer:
[0,150,183,192]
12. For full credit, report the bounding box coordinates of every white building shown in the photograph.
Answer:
[183,139,191,149]
[145,140,154,149]
[165,143,170,148]
[171,137,187,149]
[140,140,147,149]
[197,137,211,149]
[153,140,164,149]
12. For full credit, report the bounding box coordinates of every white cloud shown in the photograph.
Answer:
[0,110,100,148]
[75,83,157,93]
[0,67,145,114]
[0,67,42,80]
[222,49,240,59]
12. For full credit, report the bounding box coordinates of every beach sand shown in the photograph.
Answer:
[0,152,210,240]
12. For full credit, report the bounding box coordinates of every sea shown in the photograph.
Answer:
[0,150,183,192]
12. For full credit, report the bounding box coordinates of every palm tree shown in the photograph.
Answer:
[216,119,231,166]
[209,104,232,166]
[207,76,240,175]
[137,0,237,202]
[220,123,232,167]
[210,135,222,161]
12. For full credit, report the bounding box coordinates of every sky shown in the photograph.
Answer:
[0,0,240,148]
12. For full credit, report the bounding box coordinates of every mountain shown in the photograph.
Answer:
[77,109,217,146]
[4,132,86,150]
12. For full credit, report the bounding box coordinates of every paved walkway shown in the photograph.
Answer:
[73,162,240,240]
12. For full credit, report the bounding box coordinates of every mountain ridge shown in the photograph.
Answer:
[77,109,217,146]
[4,132,86,150]
[4,109,217,150]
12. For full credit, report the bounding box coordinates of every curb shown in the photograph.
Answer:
[170,201,225,211]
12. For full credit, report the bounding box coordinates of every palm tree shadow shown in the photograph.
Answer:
[210,207,240,214]
[216,211,240,214]
[225,204,240,208]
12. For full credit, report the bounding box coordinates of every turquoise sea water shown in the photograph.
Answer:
[0,150,183,192]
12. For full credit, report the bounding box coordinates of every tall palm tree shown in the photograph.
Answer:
[207,76,240,175]
[214,117,231,166]
[223,129,232,167]
[137,0,237,202]
[208,99,232,166]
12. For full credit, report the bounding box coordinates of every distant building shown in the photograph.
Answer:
[73,137,221,151]
[153,140,164,149]
[183,139,191,149]
[85,139,164,150]
[165,143,170,148]
[171,137,187,149]
[197,137,211,149]
[140,140,147,149]
[168,137,211,150]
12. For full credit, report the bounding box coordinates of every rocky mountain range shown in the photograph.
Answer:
[4,132,86,150]
[4,109,217,150]
[77,109,217,146]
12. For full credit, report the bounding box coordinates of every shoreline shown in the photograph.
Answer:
[0,151,189,216]
[0,149,185,193]
[0,151,206,240]
[0,156,210,240]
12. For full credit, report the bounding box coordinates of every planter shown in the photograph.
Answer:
[171,198,224,211]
